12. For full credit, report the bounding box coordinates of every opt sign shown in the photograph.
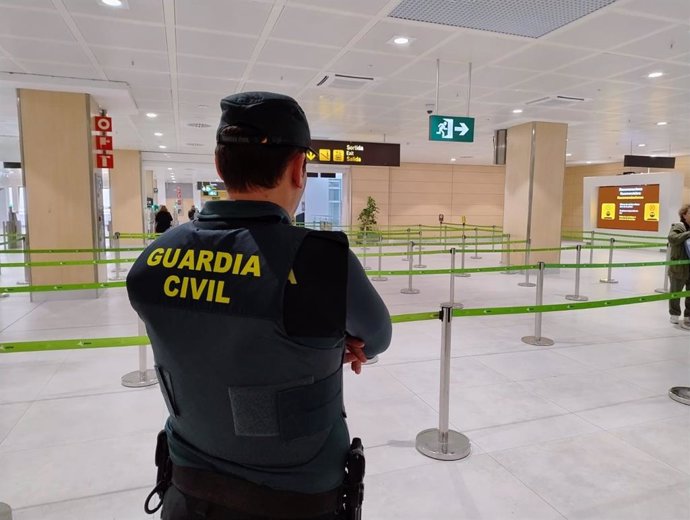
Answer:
[94,116,112,132]
[93,115,114,168]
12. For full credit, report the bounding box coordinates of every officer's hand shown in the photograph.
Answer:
[343,336,367,375]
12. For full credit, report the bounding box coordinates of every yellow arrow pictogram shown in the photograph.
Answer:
[306,151,316,161]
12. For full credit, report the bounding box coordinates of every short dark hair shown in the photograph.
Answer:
[215,126,304,192]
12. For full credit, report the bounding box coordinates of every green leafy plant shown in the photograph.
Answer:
[357,196,379,232]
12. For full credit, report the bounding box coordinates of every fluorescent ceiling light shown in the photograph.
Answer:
[393,36,409,45]
[638,143,646,147]
[512,108,523,114]
[656,121,667,126]
[450,157,456,162]
[586,161,592,164]
[167,167,173,170]
[647,72,663,78]
[101,0,123,6]
[566,153,572,157]
[158,145,167,149]
[146,112,158,118]
[154,132,163,136]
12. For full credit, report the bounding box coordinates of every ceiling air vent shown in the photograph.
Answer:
[187,122,212,128]
[185,142,204,147]
[316,73,376,90]
[525,95,588,107]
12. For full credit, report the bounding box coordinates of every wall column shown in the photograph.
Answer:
[503,121,568,265]
[18,89,103,300]
[109,149,143,235]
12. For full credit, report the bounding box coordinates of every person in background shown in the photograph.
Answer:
[668,203,690,330]
[187,205,198,221]
[154,205,173,233]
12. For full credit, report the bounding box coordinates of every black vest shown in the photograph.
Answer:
[127,219,349,471]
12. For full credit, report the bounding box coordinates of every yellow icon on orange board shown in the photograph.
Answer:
[306,150,316,161]
[319,149,331,162]
[644,203,659,221]
[601,203,615,220]
[333,149,345,162]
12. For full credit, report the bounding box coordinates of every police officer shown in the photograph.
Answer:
[127,91,392,519]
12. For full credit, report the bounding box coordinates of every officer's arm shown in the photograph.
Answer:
[668,225,690,245]
[345,250,392,359]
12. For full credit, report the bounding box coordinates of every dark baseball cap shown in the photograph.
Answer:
[216,91,312,150]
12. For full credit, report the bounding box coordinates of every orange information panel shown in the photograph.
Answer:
[597,184,660,232]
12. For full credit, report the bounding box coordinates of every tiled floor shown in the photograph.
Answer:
[1,241,689,519]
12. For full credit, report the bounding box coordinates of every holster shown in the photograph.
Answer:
[144,430,173,514]
[341,437,365,520]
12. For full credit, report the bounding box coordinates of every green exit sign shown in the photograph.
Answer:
[429,115,475,143]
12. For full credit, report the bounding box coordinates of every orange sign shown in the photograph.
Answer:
[597,184,660,232]
[96,153,114,169]
[94,116,112,133]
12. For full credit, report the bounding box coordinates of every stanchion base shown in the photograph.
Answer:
[415,428,471,461]
[400,288,420,295]
[115,267,129,273]
[454,273,471,278]
[16,281,29,286]
[121,369,158,388]
[518,282,536,287]
[599,279,618,284]
[522,335,554,346]
[401,257,409,261]
[470,256,482,260]
[371,276,388,282]
[0,502,12,520]
[0,293,8,298]
[501,271,518,275]
[668,387,690,406]
[654,288,667,294]
[109,275,127,281]
[414,264,427,269]
[565,295,588,301]
[362,266,372,271]
[364,356,379,365]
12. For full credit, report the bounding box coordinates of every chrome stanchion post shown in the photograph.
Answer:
[518,238,536,287]
[455,235,470,277]
[361,226,371,271]
[470,227,481,259]
[566,244,588,301]
[109,232,127,281]
[655,244,671,293]
[442,224,448,252]
[402,227,411,261]
[522,262,554,346]
[371,238,387,282]
[416,303,471,461]
[599,237,618,284]
[414,231,426,268]
[491,225,496,251]
[501,233,517,274]
[122,319,158,388]
[401,241,420,294]
[589,230,595,264]
[448,248,464,309]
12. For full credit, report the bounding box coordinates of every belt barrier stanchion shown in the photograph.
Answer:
[589,230,595,264]
[471,227,481,259]
[442,224,447,252]
[518,238,536,287]
[122,319,158,388]
[448,248,463,309]
[501,233,517,274]
[402,228,411,261]
[364,355,379,365]
[414,231,426,268]
[669,386,690,406]
[565,244,589,302]
[491,225,496,251]
[415,303,471,461]
[455,235,470,278]
[522,262,554,346]
[0,502,12,520]
[655,244,671,294]
[109,232,128,281]
[400,241,420,295]
[371,239,387,282]
[600,237,618,284]
[361,227,371,271]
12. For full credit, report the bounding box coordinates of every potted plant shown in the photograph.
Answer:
[356,196,380,243]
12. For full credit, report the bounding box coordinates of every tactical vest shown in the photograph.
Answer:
[127,220,349,470]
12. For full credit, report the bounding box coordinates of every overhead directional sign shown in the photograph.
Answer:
[429,115,475,143]
[307,139,400,166]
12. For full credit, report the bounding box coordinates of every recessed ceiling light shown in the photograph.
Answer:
[512,109,523,114]
[566,153,572,157]
[586,161,592,164]
[146,112,158,118]
[393,36,409,45]
[638,143,646,147]
[647,71,663,78]
[100,0,123,6]
[158,145,167,149]
[450,157,457,162]
[656,121,667,126]
[167,167,173,170]
[154,132,163,136]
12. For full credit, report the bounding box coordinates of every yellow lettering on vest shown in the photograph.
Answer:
[240,255,261,277]
[232,254,243,274]
[180,276,189,298]
[190,277,208,300]
[162,248,180,268]
[206,279,216,302]
[177,250,196,270]
[215,280,231,304]
[163,275,180,297]
[287,269,297,285]
[213,252,232,273]
[196,250,214,272]
[147,248,164,267]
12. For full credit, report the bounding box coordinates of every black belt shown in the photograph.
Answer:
[172,464,341,519]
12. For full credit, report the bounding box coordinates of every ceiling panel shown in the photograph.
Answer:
[242,81,300,97]
[611,62,690,86]
[370,78,433,97]
[271,6,365,48]
[103,68,171,89]
[0,36,88,63]
[510,73,589,94]
[331,50,411,78]
[434,31,530,66]
[615,0,690,21]
[289,0,393,16]
[0,56,22,73]
[250,64,318,88]
[178,89,228,106]
[613,25,690,61]
[176,29,256,60]
[91,47,169,73]
[557,80,639,100]
[354,19,452,55]
[475,89,546,105]
[546,12,671,50]
[176,55,246,79]
[258,39,340,69]
[62,0,164,23]
[73,16,166,52]
[0,0,53,7]
[390,59,440,82]
[465,66,537,88]
[555,53,654,79]
[0,6,74,41]
[491,43,587,71]
[177,75,239,94]
[175,0,272,35]
[18,61,100,80]
[129,87,172,102]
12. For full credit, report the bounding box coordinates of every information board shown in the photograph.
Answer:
[307,140,400,166]
[597,184,660,232]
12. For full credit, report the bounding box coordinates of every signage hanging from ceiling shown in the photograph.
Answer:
[92,115,114,169]
[307,139,400,166]
[429,115,475,143]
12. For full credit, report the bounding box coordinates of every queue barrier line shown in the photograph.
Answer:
[0,281,126,294]
[0,258,137,268]
[0,247,146,255]
[3,290,689,354]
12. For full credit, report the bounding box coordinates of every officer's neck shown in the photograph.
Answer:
[228,187,296,216]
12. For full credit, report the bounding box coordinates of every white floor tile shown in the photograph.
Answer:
[0,363,60,404]
[575,396,690,430]
[606,360,690,394]
[0,402,30,443]
[474,350,593,381]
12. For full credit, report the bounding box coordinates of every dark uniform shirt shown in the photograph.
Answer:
[128,200,391,494]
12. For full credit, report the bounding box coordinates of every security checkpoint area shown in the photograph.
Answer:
[1,225,689,519]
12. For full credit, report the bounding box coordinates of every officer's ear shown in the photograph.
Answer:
[289,151,307,189]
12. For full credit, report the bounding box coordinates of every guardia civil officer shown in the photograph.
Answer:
[127,91,392,519]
